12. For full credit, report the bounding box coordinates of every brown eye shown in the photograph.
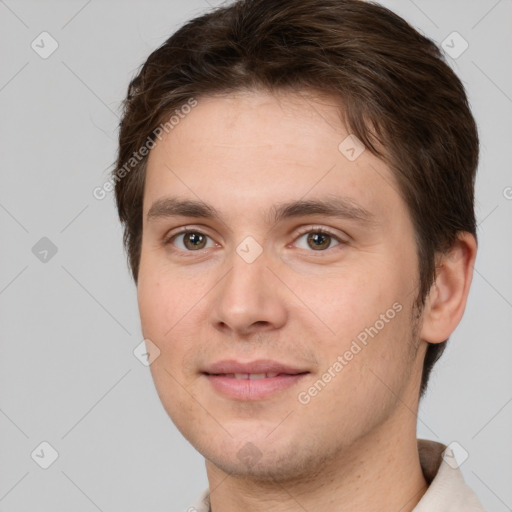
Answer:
[306,232,332,250]
[167,231,214,251]
[295,229,342,251]
[183,232,207,250]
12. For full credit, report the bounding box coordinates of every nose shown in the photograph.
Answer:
[210,243,288,338]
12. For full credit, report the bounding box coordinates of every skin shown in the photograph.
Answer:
[137,89,477,511]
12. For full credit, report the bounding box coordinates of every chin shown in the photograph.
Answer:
[201,433,333,484]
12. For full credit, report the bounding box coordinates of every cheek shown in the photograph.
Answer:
[296,309,414,441]
[137,254,190,339]
[137,278,167,337]
[297,263,399,344]
[297,263,414,390]
[138,273,197,425]
[137,266,204,381]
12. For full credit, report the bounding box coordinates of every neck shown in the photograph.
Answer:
[205,404,428,512]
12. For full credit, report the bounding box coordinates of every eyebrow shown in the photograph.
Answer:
[146,195,376,227]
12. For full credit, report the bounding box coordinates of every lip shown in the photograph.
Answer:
[203,359,309,401]
[204,359,308,375]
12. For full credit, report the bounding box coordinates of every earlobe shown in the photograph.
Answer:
[420,232,478,344]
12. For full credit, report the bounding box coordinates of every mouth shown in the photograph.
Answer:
[213,372,289,379]
[202,359,310,400]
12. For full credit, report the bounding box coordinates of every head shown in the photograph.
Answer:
[113,0,478,480]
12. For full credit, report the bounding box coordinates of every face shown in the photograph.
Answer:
[138,89,425,482]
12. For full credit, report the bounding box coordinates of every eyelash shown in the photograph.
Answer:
[163,226,347,254]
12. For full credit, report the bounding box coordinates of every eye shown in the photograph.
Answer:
[165,230,216,251]
[164,227,346,254]
[294,228,345,251]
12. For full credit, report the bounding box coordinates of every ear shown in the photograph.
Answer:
[420,232,477,344]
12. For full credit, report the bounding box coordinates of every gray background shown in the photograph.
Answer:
[0,0,511,511]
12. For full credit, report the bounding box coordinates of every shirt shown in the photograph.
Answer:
[187,438,488,511]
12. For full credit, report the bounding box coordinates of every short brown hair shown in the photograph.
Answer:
[112,0,479,399]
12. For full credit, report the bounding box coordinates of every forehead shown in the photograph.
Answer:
[165,88,346,151]
[143,89,406,227]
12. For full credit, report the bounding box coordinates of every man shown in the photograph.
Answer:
[112,0,487,510]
